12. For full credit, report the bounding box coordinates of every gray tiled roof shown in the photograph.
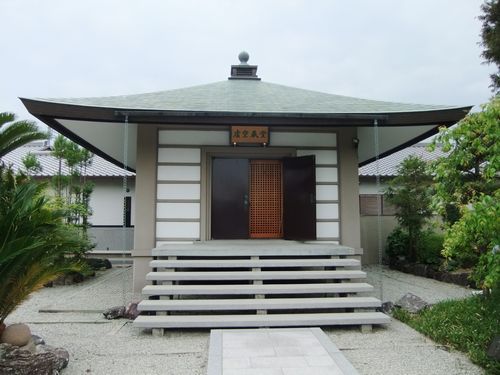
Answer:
[1,142,135,177]
[39,80,456,114]
[4,142,444,179]
[359,143,446,177]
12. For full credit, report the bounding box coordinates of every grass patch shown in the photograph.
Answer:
[393,293,500,374]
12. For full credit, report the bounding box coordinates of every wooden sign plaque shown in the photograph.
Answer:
[231,126,269,145]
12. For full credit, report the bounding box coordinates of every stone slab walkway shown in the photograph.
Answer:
[207,328,358,375]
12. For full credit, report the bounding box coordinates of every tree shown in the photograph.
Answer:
[51,135,95,258]
[431,98,499,213]
[22,152,43,176]
[479,0,500,92]
[0,112,46,159]
[431,97,500,291]
[384,155,434,262]
[442,193,500,290]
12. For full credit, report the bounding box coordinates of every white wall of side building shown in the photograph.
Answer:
[89,178,136,226]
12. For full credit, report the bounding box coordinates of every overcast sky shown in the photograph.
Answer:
[1,0,495,128]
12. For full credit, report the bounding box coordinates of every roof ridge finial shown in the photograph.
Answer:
[229,51,260,80]
[238,51,250,65]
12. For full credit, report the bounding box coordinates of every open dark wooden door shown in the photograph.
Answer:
[211,158,249,239]
[283,155,316,240]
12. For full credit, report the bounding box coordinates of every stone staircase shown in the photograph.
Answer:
[133,241,389,332]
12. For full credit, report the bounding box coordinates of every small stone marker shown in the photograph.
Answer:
[395,293,430,313]
[487,335,500,360]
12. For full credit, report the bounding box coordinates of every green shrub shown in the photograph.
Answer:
[418,231,445,266]
[431,98,499,291]
[386,228,445,266]
[385,227,409,259]
[443,193,500,291]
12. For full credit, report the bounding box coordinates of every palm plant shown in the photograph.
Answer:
[0,167,85,325]
[0,112,47,159]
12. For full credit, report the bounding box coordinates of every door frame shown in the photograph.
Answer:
[201,146,295,241]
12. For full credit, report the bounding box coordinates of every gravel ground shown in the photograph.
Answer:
[5,266,483,375]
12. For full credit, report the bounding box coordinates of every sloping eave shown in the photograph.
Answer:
[20,97,471,170]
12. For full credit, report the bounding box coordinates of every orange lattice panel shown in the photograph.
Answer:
[249,160,283,238]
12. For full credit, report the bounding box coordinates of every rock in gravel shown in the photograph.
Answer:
[103,305,126,320]
[380,301,394,314]
[1,323,31,347]
[104,302,140,320]
[32,334,45,346]
[0,343,60,375]
[395,293,430,314]
[37,344,70,370]
[124,302,140,319]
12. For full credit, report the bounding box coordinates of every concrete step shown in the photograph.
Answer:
[142,282,373,296]
[152,244,356,257]
[150,258,360,268]
[146,270,366,281]
[133,312,390,328]
[138,297,382,311]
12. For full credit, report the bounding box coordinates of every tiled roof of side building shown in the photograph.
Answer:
[3,142,443,179]
[359,143,447,177]
[1,141,135,177]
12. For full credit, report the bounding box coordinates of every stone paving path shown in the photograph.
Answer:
[208,328,359,375]
[365,265,475,303]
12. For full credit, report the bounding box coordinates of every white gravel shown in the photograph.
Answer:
[5,266,484,375]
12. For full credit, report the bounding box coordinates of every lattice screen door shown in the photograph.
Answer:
[249,160,283,238]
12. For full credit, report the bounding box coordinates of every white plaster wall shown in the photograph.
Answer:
[158,148,201,163]
[271,132,337,147]
[157,184,200,200]
[157,203,200,219]
[359,180,389,194]
[159,130,228,145]
[157,165,200,181]
[317,222,340,238]
[316,203,339,219]
[316,167,338,183]
[156,131,207,242]
[156,222,200,239]
[316,185,339,201]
